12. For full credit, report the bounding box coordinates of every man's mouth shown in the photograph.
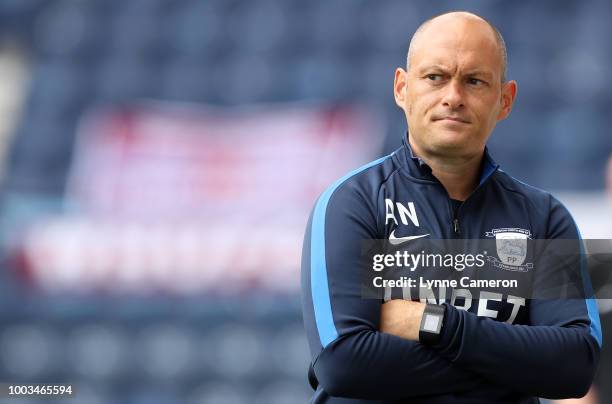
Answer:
[433,116,471,124]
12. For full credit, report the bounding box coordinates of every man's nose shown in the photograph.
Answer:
[441,79,464,109]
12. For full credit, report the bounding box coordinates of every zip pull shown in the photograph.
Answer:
[453,218,460,234]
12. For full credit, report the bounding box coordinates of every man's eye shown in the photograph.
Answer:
[468,78,485,85]
[426,74,442,81]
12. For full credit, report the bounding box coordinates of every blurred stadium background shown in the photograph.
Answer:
[0,0,610,403]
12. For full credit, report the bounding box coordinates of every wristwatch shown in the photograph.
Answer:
[418,303,446,345]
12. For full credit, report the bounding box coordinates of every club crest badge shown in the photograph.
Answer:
[485,228,534,272]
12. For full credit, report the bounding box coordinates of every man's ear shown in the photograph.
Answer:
[497,80,517,121]
[394,68,407,108]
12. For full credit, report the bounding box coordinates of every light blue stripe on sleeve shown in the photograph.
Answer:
[575,226,602,347]
[311,155,390,348]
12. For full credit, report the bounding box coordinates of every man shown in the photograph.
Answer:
[301,11,601,404]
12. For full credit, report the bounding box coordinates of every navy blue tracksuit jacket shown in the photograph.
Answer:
[301,135,602,403]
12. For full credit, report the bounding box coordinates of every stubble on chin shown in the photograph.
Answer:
[420,130,482,160]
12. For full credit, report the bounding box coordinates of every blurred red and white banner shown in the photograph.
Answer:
[19,102,385,294]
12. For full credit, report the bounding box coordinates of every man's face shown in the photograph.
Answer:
[394,16,516,159]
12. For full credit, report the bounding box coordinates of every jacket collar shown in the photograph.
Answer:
[400,132,499,186]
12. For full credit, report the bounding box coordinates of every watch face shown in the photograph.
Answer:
[423,313,441,333]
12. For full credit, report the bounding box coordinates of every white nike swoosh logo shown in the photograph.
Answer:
[388,230,430,245]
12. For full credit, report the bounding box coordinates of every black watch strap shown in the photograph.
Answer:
[419,303,446,345]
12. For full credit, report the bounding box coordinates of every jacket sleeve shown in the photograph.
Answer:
[429,197,602,399]
[301,171,491,400]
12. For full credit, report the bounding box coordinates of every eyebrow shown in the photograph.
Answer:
[417,65,495,80]
[416,64,449,73]
[463,70,494,79]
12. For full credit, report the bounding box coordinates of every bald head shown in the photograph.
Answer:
[407,11,507,82]
[393,10,518,169]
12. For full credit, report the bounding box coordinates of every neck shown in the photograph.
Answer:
[409,139,483,201]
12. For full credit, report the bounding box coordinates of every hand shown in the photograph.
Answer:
[380,300,426,341]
